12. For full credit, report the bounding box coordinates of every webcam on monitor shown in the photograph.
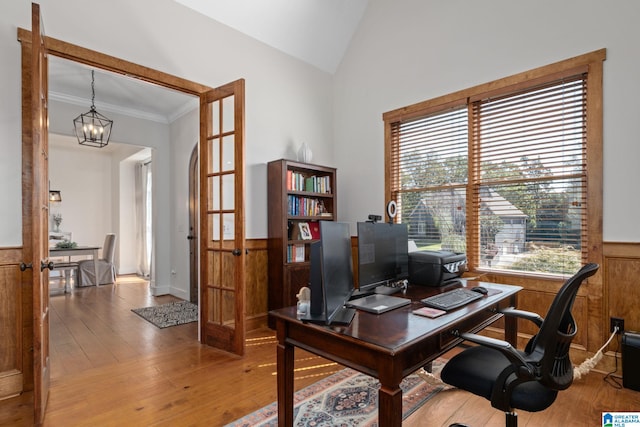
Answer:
[367,214,382,223]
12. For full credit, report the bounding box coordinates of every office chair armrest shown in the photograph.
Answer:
[458,332,530,369]
[499,307,544,328]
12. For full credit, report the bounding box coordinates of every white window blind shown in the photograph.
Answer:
[391,106,468,253]
[388,73,589,276]
[472,75,587,274]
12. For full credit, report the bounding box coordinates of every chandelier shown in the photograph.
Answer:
[73,70,113,148]
[49,190,62,202]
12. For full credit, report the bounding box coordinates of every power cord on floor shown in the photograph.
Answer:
[603,331,623,389]
[573,326,619,380]
[419,328,623,385]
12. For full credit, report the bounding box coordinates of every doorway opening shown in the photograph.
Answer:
[188,144,199,305]
[47,53,199,296]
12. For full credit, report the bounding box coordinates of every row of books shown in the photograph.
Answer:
[287,171,331,194]
[287,244,306,263]
[287,195,328,217]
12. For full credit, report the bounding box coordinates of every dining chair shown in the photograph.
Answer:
[78,233,117,286]
[51,261,79,293]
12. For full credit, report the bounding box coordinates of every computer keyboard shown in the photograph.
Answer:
[420,288,484,311]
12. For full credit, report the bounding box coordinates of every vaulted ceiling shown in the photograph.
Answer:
[48,1,368,126]
[173,0,369,73]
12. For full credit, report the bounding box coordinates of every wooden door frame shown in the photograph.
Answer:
[19,5,52,424]
[18,22,247,404]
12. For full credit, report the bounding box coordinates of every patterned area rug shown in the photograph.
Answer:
[225,360,448,427]
[131,301,198,328]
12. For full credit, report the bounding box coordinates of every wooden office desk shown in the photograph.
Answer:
[270,281,522,427]
[50,246,100,287]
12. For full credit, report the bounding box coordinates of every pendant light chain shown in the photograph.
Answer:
[73,69,113,148]
[91,70,96,110]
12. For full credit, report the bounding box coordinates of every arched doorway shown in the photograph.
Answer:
[188,143,198,305]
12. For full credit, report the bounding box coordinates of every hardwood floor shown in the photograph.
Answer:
[1,275,639,426]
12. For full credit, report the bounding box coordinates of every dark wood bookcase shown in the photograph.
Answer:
[267,159,337,321]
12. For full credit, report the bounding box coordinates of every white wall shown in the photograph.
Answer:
[48,134,113,249]
[333,0,640,242]
[1,0,334,300]
[9,0,640,300]
[48,97,173,293]
[0,3,24,246]
[1,0,333,240]
[48,134,148,274]
[118,158,138,275]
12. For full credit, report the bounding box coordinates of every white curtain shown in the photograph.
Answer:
[135,161,152,277]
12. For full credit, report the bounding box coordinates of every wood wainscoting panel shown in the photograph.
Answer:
[605,257,640,332]
[482,271,591,357]
[0,248,25,400]
[513,288,588,350]
[245,239,268,330]
[604,243,640,352]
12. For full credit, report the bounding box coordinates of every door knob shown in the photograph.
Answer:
[20,262,33,271]
[41,261,54,271]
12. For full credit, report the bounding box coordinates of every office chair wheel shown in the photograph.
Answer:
[449,424,469,427]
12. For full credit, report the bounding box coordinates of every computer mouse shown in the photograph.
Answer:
[470,286,488,295]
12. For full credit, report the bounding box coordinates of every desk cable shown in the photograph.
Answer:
[573,326,619,381]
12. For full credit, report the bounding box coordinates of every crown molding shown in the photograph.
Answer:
[49,91,197,124]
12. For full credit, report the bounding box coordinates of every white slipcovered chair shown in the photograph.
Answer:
[78,233,117,286]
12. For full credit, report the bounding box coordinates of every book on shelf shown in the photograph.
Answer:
[287,171,331,194]
[287,171,309,192]
[287,244,306,262]
[288,195,326,216]
[303,175,331,193]
[308,221,320,240]
[304,176,314,192]
[290,222,301,240]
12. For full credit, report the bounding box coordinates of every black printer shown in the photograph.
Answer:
[409,250,467,287]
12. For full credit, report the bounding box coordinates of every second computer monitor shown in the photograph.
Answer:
[357,222,409,292]
[307,221,356,325]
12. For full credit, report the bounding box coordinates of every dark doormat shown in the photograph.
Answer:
[131,300,198,328]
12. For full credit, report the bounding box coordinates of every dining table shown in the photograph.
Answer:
[49,245,101,287]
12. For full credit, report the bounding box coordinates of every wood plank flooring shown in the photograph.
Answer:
[1,275,639,426]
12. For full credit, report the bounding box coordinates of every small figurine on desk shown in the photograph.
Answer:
[296,286,311,318]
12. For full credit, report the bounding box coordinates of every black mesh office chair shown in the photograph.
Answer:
[440,263,599,427]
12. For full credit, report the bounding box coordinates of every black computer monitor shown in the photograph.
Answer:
[357,222,409,292]
[304,221,356,325]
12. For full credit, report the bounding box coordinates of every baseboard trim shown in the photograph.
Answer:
[150,282,170,296]
[170,286,189,301]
